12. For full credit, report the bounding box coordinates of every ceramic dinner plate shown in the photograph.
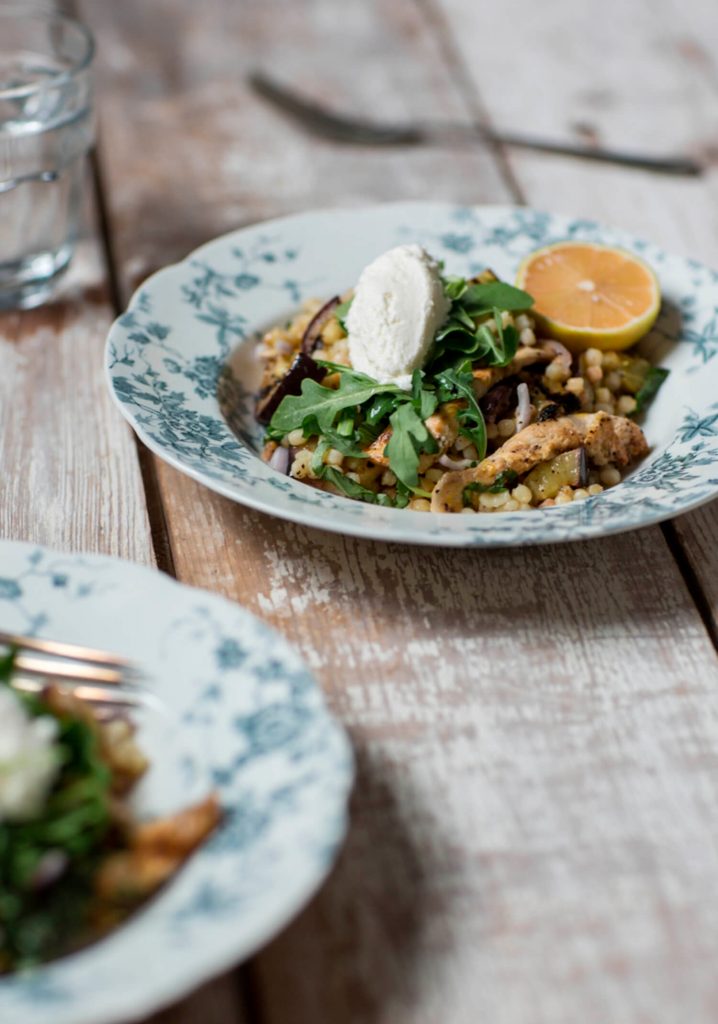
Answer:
[0,541,353,1024]
[106,202,718,545]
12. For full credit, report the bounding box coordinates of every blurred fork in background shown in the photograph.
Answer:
[249,69,702,177]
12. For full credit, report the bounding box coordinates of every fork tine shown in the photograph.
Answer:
[12,674,145,708]
[0,630,134,669]
[14,653,130,686]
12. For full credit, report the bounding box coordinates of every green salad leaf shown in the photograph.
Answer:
[385,402,435,490]
[435,365,488,461]
[268,372,401,437]
[634,366,669,413]
[0,658,114,970]
[460,281,534,312]
[427,276,530,372]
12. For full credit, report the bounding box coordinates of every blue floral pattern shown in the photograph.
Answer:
[106,203,718,546]
[0,541,353,1024]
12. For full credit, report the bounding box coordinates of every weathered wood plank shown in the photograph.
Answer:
[146,975,249,1024]
[87,0,506,292]
[0,197,153,563]
[82,0,718,1022]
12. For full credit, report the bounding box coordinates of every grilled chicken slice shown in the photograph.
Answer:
[431,411,648,512]
[472,345,553,398]
[363,401,462,466]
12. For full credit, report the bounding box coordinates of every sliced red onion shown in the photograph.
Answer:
[268,445,290,475]
[31,850,68,890]
[542,339,573,367]
[438,454,474,471]
[301,296,341,355]
[255,352,325,424]
[515,382,532,433]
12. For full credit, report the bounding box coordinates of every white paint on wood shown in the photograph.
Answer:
[0,227,154,564]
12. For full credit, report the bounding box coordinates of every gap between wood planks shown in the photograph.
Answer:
[88,149,177,580]
[414,0,718,658]
[86,80,263,1024]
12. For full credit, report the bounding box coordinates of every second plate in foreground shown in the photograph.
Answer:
[0,541,353,1024]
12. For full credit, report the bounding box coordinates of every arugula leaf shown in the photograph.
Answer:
[428,311,518,372]
[365,393,399,426]
[435,367,487,461]
[442,276,468,301]
[385,402,432,489]
[488,308,519,367]
[460,281,533,312]
[411,370,439,420]
[429,276,532,372]
[269,374,401,436]
[311,437,331,475]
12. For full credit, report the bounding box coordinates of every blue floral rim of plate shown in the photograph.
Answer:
[105,202,718,546]
[0,541,353,1024]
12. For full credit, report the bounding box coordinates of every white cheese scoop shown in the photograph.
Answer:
[0,687,60,822]
[346,244,450,389]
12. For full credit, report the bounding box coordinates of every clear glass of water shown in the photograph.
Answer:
[0,8,94,309]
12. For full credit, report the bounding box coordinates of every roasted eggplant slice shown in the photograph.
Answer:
[255,353,325,425]
[301,296,341,355]
[524,446,588,501]
[480,379,517,423]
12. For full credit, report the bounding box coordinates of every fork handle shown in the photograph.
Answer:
[417,122,702,176]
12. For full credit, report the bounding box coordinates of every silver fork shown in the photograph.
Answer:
[1,630,148,708]
[249,70,703,177]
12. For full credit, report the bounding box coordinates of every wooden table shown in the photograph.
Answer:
[4,1,718,1020]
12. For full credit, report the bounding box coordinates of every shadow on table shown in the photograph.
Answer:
[249,741,452,1023]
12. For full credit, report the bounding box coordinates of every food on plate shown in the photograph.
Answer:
[254,242,668,514]
[515,241,661,351]
[0,652,220,972]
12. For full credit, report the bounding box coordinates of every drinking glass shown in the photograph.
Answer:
[0,8,94,309]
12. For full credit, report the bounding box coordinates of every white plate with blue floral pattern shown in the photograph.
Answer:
[106,202,718,546]
[0,541,353,1024]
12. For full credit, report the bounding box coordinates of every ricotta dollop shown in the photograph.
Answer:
[346,244,450,389]
[0,687,60,822]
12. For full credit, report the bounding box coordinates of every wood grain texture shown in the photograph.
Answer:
[79,0,718,1022]
[0,198,153,563]
[88,0,506,293]
[145,975,249,1024]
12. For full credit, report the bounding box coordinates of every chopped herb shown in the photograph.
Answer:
[634,366,669,413]
[319,466,394,506]
[462,469,519,505]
